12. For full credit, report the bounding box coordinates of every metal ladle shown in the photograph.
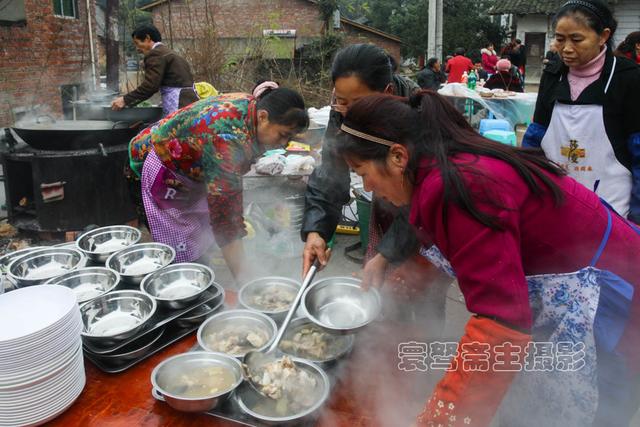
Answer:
[243,256,324,397]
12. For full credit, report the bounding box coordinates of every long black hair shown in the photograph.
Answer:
[337,91,567,229]
[331,44,393,91]
[252,80,309,133]
[554,0,617,50]
[615,31,640,57]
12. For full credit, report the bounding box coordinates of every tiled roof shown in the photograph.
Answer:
[488,0,566,15]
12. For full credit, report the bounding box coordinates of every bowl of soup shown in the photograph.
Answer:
[151,351,243,412]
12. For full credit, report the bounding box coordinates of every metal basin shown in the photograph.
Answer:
[106,243,175,285]
[151,351,243,412]
[235,357,330,425]
[44,267,121,304]
[140,263,215,309]
[278,317,354,367]
[7,247,85,288]
[0,246,46,275]
[303,277,381,334]
[238,277,301,322]
[76,225,142,263]
[80,290,157,346]
[197,310,277,358]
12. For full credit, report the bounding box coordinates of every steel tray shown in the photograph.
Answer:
[82,282,224,354]
[84,301,225,373]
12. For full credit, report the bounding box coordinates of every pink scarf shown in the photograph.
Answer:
[567,47,606,101]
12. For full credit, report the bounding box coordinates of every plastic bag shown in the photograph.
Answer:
[255,154,286,175]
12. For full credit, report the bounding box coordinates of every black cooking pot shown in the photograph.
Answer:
[104,106,163,123]
[12,119,141,151]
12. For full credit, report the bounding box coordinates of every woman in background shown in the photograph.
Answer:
[481,42,498,76]
[484,58,524,92]
[615,31,640,65]
[522,0,640,225]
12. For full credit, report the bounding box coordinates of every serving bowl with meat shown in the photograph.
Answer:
[278,317,354,366]
[238,277,301,322]
[197,310,277,358]
[236,355,330,425]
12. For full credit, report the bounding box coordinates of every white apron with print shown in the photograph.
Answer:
[540,57,632,217]
[419,205,637,426]
[421,246,600,426]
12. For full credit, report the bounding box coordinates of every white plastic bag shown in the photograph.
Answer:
[255,154,286,175]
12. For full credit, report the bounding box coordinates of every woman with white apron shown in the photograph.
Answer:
[127,84,308,281]
[335,91,640,426]
[522,0,640,225]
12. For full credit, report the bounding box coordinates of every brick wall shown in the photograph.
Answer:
[147,0,401,63]
[149,0,324,47]
[0,0,98,127]
[342,23,402,63]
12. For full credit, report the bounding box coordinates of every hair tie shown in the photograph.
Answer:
[561,0,606,25]
[253,81,279,99]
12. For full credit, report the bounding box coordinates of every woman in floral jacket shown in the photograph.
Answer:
[128,82,308,280]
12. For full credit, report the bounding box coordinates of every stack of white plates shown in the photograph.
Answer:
[0,285,86,426]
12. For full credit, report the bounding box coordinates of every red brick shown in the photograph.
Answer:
[0,0,98,127]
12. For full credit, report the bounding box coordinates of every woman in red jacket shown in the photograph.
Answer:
[481,42,498,75]
[615,31,640,65]
[336,91,640,426]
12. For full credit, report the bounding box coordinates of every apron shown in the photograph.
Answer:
[419,204,637,426]
[159,86,196,117]
[540,56,632,217]
[141,150,215,263]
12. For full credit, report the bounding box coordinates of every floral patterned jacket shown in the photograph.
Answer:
[129,93,261,246]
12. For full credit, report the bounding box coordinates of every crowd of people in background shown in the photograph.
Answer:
[415,37,529,91]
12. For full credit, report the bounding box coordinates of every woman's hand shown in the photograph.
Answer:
[302,232,331,277]
[361,253,389,290]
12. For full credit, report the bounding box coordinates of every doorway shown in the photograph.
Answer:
[525,32,546,84]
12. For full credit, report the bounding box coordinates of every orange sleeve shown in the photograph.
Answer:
[416,316,532,427]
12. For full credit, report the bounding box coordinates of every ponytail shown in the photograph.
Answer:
[338,91,567,229]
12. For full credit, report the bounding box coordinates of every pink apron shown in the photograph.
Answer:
[141,150,215,262]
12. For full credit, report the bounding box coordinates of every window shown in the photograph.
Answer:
[53,0,77,18]
[0,0,26,25]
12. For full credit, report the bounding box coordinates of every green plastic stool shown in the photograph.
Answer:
[484,129,517,146]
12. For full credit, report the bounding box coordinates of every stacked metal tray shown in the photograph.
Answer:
[83,284,225,373]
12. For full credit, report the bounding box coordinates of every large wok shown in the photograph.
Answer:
[12,119,142,151]
[104,106,163,123]
[71,101,163,124]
